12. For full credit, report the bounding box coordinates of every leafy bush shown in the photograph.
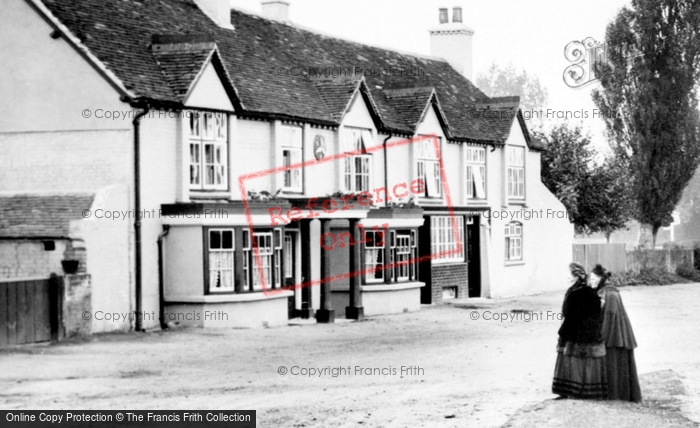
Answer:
[609,268,691,286]
[676,263,700,282]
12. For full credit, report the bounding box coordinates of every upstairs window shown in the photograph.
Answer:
[507,146,525,199]
[416,137,441,198]
[341,127,373,192]
[281,125,303,192]
[466,147,486,199]
[189,111,227,190]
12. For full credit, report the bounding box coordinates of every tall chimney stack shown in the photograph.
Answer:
[194,0,234,29]
[429,6,474,81]
[261,0,291,22]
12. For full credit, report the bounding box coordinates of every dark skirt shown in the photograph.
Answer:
[552,351,608,399]
[605,347,642,402]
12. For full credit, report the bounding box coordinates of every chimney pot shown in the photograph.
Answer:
[439,8,449,24]
[193,0,233,29]
[453,7,463,23]
[261,0,291,22]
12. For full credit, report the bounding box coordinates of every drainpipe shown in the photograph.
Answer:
[157,225,171,330]
[133,104,150,332]
[383,133,392,207]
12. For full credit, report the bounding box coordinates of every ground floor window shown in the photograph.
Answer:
[505,222,523,261]
[389,230,417,282]
[363,228,418,284]
[431,216,465,263]
[206,227,285,294]
[364,229,385,283]
[208,229,234,293]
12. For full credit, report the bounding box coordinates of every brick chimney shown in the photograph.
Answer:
[261,0,291,22]
[194,0,233,29]
[429,6,474,81]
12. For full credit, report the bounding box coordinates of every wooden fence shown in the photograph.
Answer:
[0,275,63,347]
[573,244,695,273]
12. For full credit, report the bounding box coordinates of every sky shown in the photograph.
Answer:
[230,0,632,153]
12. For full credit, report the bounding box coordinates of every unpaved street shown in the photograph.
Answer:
[2,284,699,427]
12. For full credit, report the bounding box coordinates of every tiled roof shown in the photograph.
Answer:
[37,0,535,146]
[312,78,364,123]
[384,87,435,130]
[0,192,95,239]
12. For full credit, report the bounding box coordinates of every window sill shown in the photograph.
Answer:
[432,260,467,266]
[165,291,293,303]
[190,191,232,200]
[331,282,424,292]
[504,260,525,266]
[506,199,527,206]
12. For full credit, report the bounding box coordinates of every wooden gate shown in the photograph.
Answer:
[0,275,62,347]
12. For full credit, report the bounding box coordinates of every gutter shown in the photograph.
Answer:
[157,225,171,330]
[383,133,392,207]
[132,104,150,332]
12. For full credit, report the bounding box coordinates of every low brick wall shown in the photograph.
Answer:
[431,263,468,304]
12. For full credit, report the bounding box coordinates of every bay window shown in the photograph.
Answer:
[189,111,228,190]
[466,146,486,200]
[431,216,464,263]
[363,228,419,284]
[507,146,525,199]
[206,227,284,294]
[341,127,373,192]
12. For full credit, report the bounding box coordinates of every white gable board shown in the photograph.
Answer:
[184,61,235,111]
[505,117,527,147]
[415,104,446,139]
[340,90,375,130]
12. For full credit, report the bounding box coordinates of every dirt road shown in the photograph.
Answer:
[2,283,699,427]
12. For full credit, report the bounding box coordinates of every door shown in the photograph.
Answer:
[466,216,481,297]
[284,231,298,319]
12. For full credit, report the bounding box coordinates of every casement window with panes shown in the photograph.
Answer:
[206,227,284,294]
[363,228,418,284]
[281,125,303,192]
[431,216,465,263]
[416,137,442,198]
[341,127,373,192]
[189,111,228,190]
[507,146,525,199]
[466,146,486,200]
[505,222,523,261]
[388,230,418,282]
[364,229,385,284]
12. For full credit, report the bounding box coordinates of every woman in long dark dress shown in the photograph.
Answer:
[590,264,642,402]
[552,262,607,399]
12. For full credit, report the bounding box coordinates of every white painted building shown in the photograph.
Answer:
[0,0,573,331]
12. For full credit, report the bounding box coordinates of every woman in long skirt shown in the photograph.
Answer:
[552,262,607,399]
[590,264,642,402]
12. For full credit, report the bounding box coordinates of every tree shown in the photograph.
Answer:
[578,159,635,242]
[591,0,700,248]
[476,63,549,128]
[536,123,633,237]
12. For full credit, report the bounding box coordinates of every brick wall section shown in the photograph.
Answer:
[431,263,468,304]
[62,273,92,338]
[62,240,88,274]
